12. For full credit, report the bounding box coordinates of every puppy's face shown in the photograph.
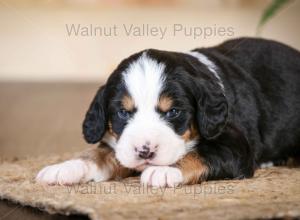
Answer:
[83,50,227,170]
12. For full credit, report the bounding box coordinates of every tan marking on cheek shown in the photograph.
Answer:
[175,152,208,184]
[108,121,119,139]
[122,95,135,111]
[158,95,173,112]
[182,129,192,142]
[181,124,199,142]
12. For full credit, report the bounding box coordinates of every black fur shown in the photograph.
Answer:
[82,86,107,143]
[191,38,300,179]
[82,37,300,181]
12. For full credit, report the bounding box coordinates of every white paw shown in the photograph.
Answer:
[141,166,183,187]
[36,159,109,185]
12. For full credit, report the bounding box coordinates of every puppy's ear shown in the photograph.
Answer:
[82,86,107,144]
[196,82,228,140]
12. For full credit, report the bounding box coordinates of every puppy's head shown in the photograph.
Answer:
[83,50,228,170]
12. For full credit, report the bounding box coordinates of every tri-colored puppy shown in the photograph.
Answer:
[36,38,300,187]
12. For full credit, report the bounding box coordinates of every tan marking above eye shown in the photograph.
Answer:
[121,95,135,111]
[158,95,173,112]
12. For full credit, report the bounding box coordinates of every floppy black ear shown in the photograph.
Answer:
[196,83,228,140]
[82,86,107,144]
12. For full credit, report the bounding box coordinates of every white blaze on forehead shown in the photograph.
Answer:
[123,52,166,109]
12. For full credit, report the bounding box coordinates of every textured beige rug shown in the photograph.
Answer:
[0,153,300,220]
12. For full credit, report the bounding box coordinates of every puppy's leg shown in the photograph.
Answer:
[36,144,132,185]
[141,152,208,187]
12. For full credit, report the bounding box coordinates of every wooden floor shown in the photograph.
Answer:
[0,82,103,219]
[0,82,101,159]
[0,199,88,220]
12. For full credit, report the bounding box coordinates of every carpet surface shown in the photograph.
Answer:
[0,154,300,220]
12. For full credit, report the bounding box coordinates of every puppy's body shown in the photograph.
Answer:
[193,38,300,179]
[36,38,300,187]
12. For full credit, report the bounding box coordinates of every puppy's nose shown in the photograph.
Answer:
[135,145,156,159]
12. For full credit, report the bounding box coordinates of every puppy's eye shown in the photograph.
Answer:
[165,108,181,119]
[117,109,131,120]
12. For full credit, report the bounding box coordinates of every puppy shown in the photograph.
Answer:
[36,38,300,187]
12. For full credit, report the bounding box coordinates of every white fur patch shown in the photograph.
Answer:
[115,52,195,169]
[35,159,110,185]
[187,51,224,90]
[141,166,183,187]
[260,161,274,169]
[123,52,166,110]
[102,132,117,149]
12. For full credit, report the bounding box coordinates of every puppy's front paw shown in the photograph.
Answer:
[141,166,183,187]
[36,159,108,185]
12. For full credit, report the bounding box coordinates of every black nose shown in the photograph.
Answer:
[136,145,155,159]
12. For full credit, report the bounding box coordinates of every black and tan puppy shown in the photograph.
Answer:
[36,38,300,187]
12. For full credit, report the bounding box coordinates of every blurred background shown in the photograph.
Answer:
[0,0,300,159]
